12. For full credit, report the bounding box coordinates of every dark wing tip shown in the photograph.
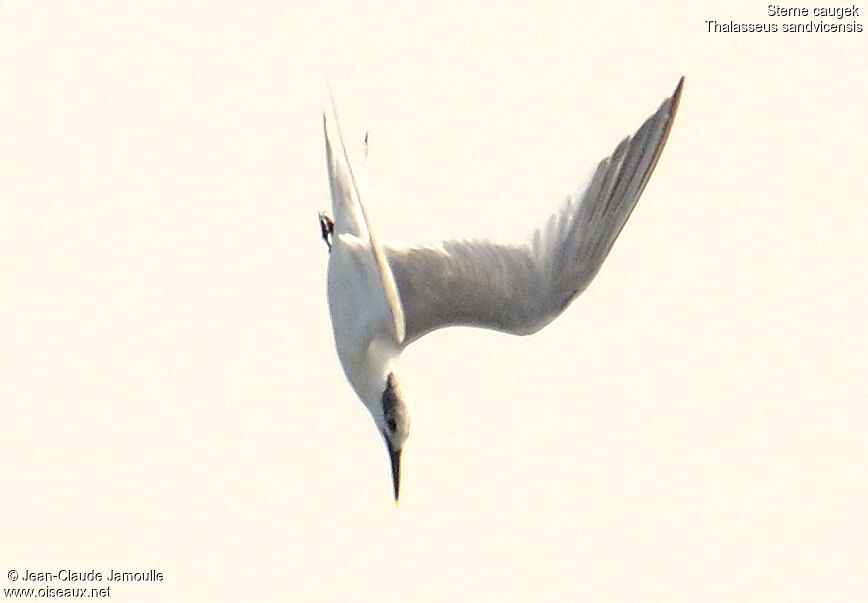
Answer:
[671,76,685,116]
[635,76,684,197]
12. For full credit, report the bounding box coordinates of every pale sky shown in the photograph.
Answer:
[2,1,865,601]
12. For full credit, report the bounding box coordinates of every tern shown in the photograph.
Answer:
[320,77,683,502]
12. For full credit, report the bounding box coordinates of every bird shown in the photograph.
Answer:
[320,77,683,502]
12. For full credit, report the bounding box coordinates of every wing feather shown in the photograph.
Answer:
[324,97,406,343]
[386,77,684,346]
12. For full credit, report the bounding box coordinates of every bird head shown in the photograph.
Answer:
[375,372,410,502]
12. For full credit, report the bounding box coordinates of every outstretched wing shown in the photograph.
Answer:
[324,96,406,343]
[386,77,684,347]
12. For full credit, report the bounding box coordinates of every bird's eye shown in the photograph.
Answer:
[387,418,397,432]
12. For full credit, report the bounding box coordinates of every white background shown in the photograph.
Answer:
[2,1,865,601]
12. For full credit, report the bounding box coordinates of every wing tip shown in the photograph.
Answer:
[655,75,685,156]
[670,76,685,116]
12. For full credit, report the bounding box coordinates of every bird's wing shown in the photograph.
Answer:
[324,98,406,343]
[323,113,364,238]
[386,77,683,347]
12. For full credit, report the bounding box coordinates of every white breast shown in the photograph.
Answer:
[327,234,399,408]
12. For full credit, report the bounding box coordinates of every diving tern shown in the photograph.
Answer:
[320,78,683,502]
